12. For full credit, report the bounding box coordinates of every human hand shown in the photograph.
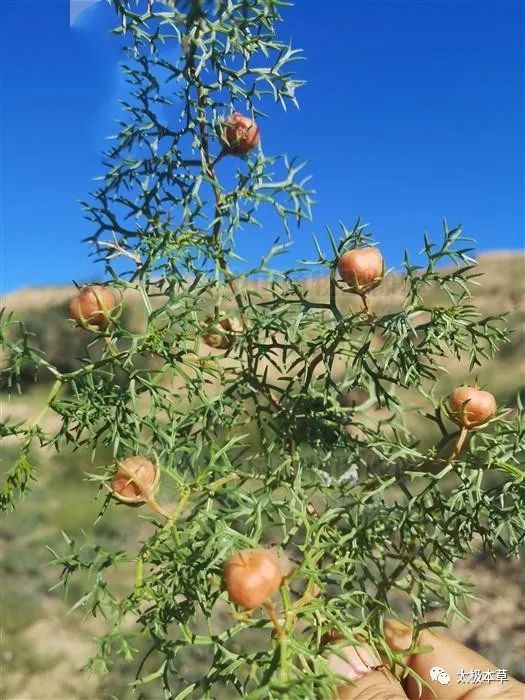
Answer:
[327,620,524,699]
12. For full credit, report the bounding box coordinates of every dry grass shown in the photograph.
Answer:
[4,252,523,314]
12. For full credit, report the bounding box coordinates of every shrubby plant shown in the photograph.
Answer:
[1,1,524,698]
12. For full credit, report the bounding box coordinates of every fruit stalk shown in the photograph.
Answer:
[451,426,468,460]
[360,293,372,317]
[264,599,284,639]
[145,497,171,519]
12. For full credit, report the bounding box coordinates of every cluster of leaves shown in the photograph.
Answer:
[1,1,524,698]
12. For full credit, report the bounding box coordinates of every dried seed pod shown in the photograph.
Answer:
[69,285,120,330]
[448,386,497,429]
[337,247,384,295]
[111,456,159,505]
[321,629,345,645]
[224,548,282,610]
[219,113,260,156]
[202,316,242,350]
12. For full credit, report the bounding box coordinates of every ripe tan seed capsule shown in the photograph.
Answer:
[337,247,384,294]
[111,456,159,505]
[448,386,497,429]
[220,113,260,156]
[202,316,242,350]
[69,286,118,330]
[224,548,282,610]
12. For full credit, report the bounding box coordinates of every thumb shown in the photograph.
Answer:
[326,642,407,700]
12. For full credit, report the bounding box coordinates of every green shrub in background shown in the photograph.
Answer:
[1,2,524,698]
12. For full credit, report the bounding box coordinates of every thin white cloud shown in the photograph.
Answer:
[70,0,101,27]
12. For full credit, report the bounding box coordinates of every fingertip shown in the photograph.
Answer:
[337,669,408,700]
[326,643,382,681]
[384,618,414,652]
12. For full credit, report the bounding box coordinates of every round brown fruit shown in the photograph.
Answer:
[337,247,384,294]
[202,317,242,350]
[448,386,497,429]
[224,548,282,610]
[111,456,159,505]
[69,286,118,330]
[220,113,260,156]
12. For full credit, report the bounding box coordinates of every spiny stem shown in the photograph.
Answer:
[134,554,145,594]
[190,29,248,331]
[158,491,191,545]
[33,379,62,427]
[292,555,323,612]
[304,322,347,390]
[293,580,321,611]
[207,473,240,491]
[103,335,118,357]
[211,148,226,169]
[169,491,190,522]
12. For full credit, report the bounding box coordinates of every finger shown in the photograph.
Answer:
[326,642,407,700]
[461,683,525,699]
[383,620,524,700]
[338,670,408,700]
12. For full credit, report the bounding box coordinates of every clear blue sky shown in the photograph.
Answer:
[2,0,523,294]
